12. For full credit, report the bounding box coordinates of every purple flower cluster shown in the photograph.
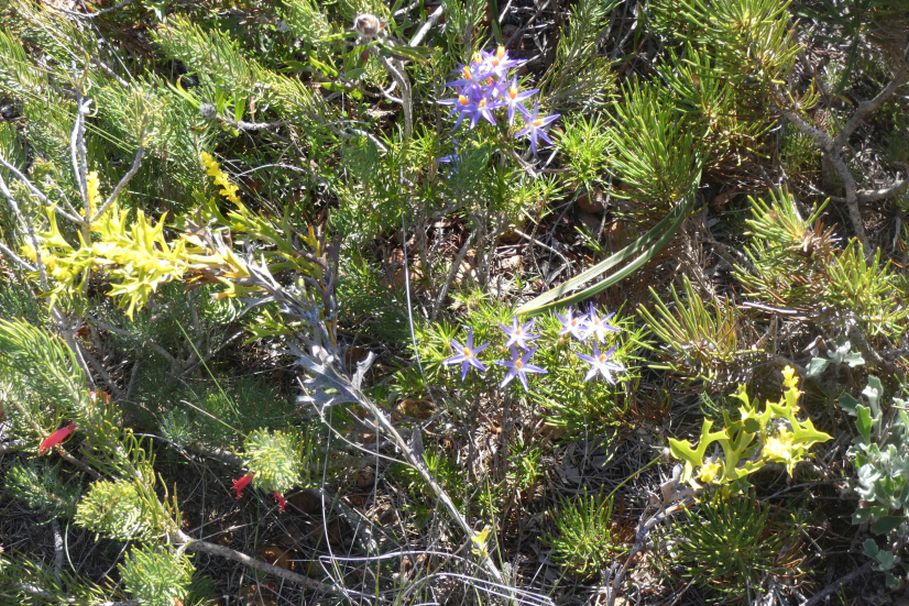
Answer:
[558,304,624,384]
[556,303,621,343]
[440,304,625,391]
[439,46,560,155]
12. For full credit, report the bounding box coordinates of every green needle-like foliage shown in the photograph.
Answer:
[639,276,751,383]
[658,46,776,171]
[663,493,803,603]
[546,492,624,577]
[4,462,81,520]
[119,545,195,606]
[652,0,799,87]
[544,0,619,111]
[0,319,108,441]
[0,318,84,410]
[0,25,72,160]
[607,79,705,217]
[242,428,309,494]
[279,0,334,45]
[734,190,836,305]
[736,190,908,337]
[558,115,613,193]
[826,241,909,338]
[506,436,544,492]
[75,477,176,542]
[154,16,259,96]
[0,553,109,605]
[649,0,804,181]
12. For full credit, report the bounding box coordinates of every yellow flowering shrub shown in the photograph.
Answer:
[20,152,321,319]
[22,202,198,318]
[669,367,832,489]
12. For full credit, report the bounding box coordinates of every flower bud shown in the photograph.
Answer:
[353,13,383,39]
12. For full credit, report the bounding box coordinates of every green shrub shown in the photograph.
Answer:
[662,493,804,602]
[242,428,311,494]
[3,462,81,519]
[546,492,624,577]
[75,478,174,542]
[398,299,642,436]
[119,545,195,606]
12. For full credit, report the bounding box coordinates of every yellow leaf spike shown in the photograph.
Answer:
[200,151,242,205]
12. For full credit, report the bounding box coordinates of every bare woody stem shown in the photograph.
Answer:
[171,530,351,598]
[775,63,909,255]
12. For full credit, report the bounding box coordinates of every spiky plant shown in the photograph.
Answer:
[639,276,753,384]
[118,545,195,606]
[662,493,804,603]
[546,492,624,578]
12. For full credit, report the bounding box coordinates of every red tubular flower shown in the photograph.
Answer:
[231,472,254,500]
[38,423,76,456]
[273,492,286,513]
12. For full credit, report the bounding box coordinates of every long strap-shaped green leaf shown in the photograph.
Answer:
[516,191,698,316]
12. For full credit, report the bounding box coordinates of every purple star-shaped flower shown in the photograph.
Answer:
[442,329,489,381]
[503,77,537,125]
[497,347,547,391]
[557,307,588,341]
[471,96,497,128]
[585,303,621,343]
[515,102,560,156]
[438,94,477,130]
[498,317,539,350]
[577,344,624,384]
[478,46,524,82]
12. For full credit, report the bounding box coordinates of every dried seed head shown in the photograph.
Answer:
[353,13,383,39]
[199,103,217,120]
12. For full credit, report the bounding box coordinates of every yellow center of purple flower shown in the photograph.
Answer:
[533,118,544,127]
[462,347,473,357]
[462,66,473,80]
[515,359,524,369]
[458,95,469,106]
[598,352,608,363]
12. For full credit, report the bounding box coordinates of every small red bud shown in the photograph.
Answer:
[89,389,111,405]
